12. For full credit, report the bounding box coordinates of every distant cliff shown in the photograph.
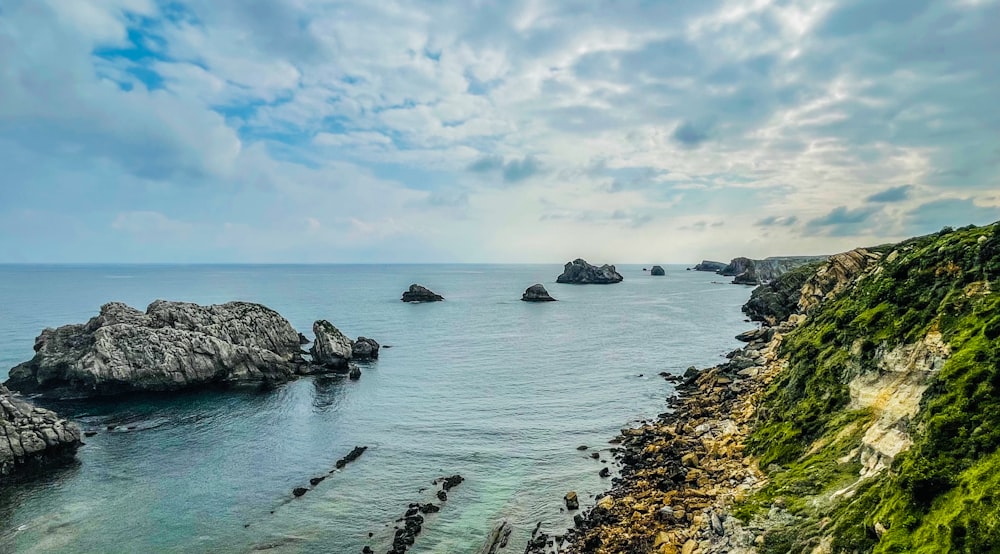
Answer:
[719,255,828,285]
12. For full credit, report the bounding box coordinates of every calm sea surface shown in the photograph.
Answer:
[0,264,751,553]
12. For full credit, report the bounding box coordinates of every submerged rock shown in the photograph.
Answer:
[556,259,624,284]
[477,519,513,554]
[5,300,306,397]
[650,265,665,276]
[0,385,82,481]
[521,284,557,302]
[401,284,444,303]
[310,320,353,371]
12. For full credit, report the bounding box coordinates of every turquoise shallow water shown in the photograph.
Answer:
[0,264,752,553]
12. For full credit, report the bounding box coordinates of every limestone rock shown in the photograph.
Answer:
[521,284,557,302]
[5,300,305,397]
[0,385,82,481]
[556,259,624,284]
[401,284,444,302]
[311,320,353,370]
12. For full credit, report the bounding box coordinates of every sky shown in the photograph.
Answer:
[1,0,999,264]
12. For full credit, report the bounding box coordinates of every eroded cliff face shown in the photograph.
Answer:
[741,223,1000,553]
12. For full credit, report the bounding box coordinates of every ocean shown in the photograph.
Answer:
[0,264,752,553]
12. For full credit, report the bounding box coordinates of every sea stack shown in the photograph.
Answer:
[311,320,353,370]
[0,385,82,481]
[556,259,624,284]
[401,284,444,302]
[4,300,308,398]
[521,284,556,302]
[650,265,665,276]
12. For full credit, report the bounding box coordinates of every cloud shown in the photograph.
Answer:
[866,185,914,203]
[806,206,883,236]
[905,198,1000,234]
[754,215,799,227]
[672,121,710,148]
[1,0,999,263]
[467,154,544,183]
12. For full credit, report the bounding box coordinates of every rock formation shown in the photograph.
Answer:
[5,300,308,397]
[719,255,828,285]
[521,284,557,302]
[310,320,353,370]
[649,265,665,276]
[0,385,82,481]
[401,284,444,302]
[692,260,727,272]
[556,259,624,284]
[352,336,380,360]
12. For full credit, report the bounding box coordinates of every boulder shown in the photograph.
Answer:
[348,365,361,380]
[352,337,380,360]
[564,491,580,510]
[0,385,82,481]
[521,284,556,302]
[650,265,665,276]
[5,300,306,397]
[310,320,353,370]
[556,259,624,284]
[401,284,444,302]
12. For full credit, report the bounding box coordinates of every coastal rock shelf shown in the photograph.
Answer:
[5,300,380,398]
[556,259,624,284]
[0,385,82,481]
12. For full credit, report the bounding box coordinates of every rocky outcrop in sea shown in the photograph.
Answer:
[401,284,444,302]
[5,301,308,397]
[310,320,353,371]
[556,259,624,284]
[650,265,665,276]
[521,284,556,302]
[1,385,82,481]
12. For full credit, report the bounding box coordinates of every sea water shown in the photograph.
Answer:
[0,264,752,553]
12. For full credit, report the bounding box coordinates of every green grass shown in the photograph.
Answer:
[737,222,1000,553]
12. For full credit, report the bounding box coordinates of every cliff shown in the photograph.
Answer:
[552,221,1000,554]
[740,223,1000,553]
[720,255,829,285]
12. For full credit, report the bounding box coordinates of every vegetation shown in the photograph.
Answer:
[739,222,1000,553]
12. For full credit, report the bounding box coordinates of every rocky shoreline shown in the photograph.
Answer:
[526,320,799,554]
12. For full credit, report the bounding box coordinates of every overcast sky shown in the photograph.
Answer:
[1,0,998,263]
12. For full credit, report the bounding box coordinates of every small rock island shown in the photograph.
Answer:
[401,284,444,302]
[556,259,623,284]
[649,265,665,276]
[521,284,556,302]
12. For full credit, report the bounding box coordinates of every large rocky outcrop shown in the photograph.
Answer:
[719,255,828,285]
[5,300,308,397]
[521,284,556,302]
[0,385,82,481]
[401,284,444,302]
[556,259,624,284]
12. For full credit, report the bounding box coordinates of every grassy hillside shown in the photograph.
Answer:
[738,222,1000,553]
